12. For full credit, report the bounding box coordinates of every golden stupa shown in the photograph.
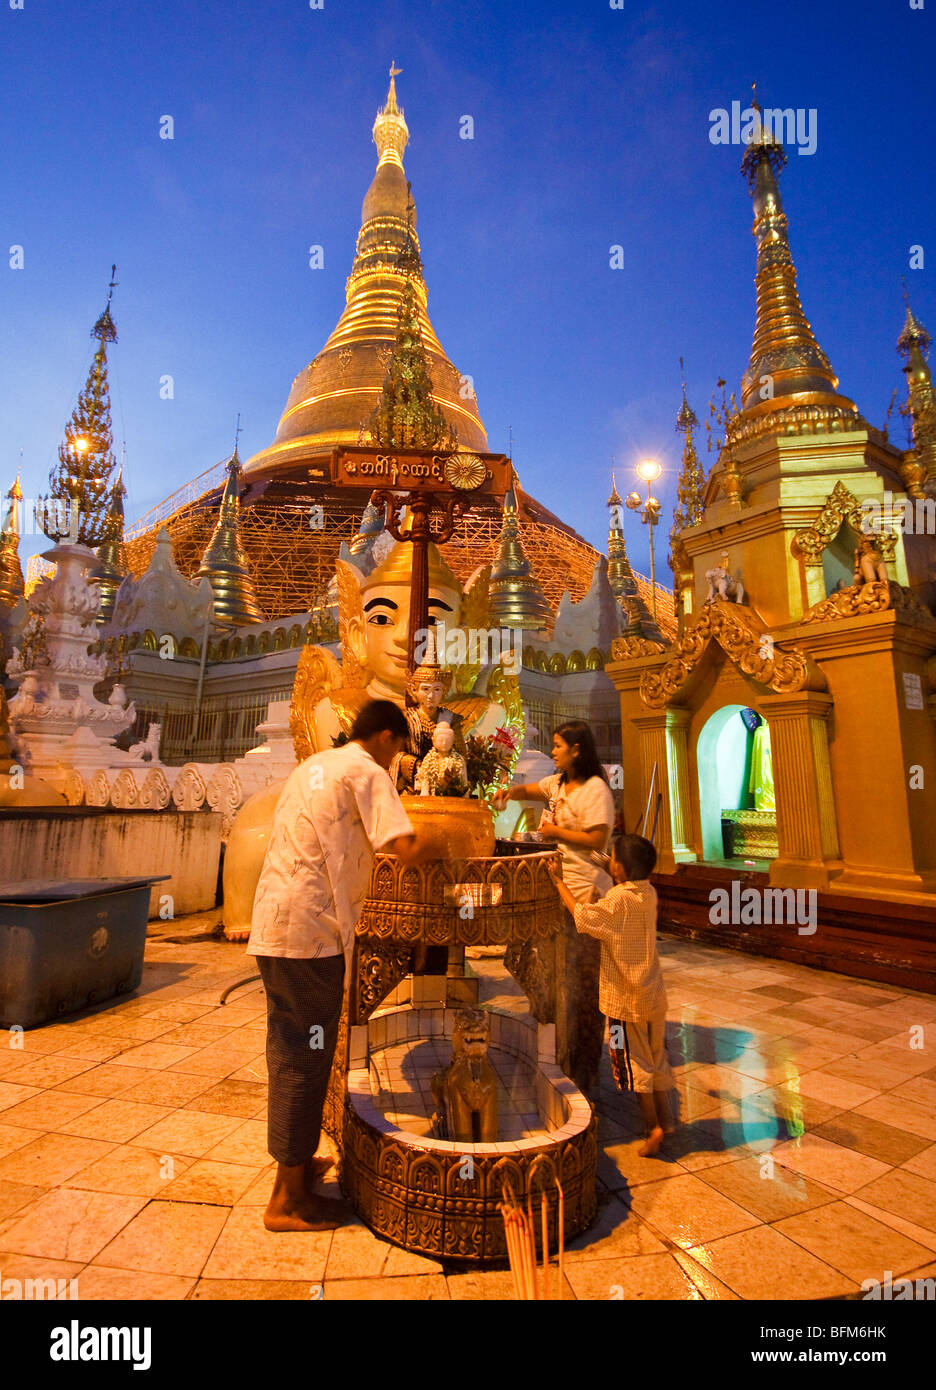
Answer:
[123,70,607,618]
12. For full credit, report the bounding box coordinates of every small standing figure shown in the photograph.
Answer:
[415,721,468,796]
[392,628,465,791]
[431,1008,498,1143]
[854,533,889,586]
[705,551,745,604]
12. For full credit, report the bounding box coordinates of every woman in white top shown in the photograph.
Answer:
[495,720,615,902]
[494,721,616,1092]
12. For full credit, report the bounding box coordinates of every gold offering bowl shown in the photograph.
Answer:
[400,793,496,858]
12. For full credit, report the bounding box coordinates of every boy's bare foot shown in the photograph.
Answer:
[638,1125,665,1157]
[304,1154,335,1183]
[263,1191,350,1232]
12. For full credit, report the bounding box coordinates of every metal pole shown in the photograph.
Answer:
[646,479,658,627]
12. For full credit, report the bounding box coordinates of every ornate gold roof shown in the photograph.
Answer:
[245,69,486,476]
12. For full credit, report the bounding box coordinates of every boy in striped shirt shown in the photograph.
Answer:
[549,833,675,1155]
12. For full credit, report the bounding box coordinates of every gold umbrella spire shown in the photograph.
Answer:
[606,471,636,602]
[0,471,25,609]
[898,289,936,496]
[89,458,128,624]
[488,468,552,631]
[197,443,263,625]
[671,360,705,538]
[38,266,121,545]
[373,62,409,168]
[739,95,857,423]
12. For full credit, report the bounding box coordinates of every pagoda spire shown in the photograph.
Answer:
[348,495,388,558]
[607,471,637,601]
[373,62,409,169]
[488,468,552,631]
[39,266,120,546]
[197,445,263,625]
[897,292,936,498]
[738,98,858,428]
[0,472,25,609]
[670,361,705,542]
[89,458,128,624]
[365,259,457,449]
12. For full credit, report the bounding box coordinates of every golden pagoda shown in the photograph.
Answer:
[897,295,936,497]
[0,473,25,609]
[488,468,552,631]
[196,448,263,625]
[607,89,936,956]
[123,72,604,618]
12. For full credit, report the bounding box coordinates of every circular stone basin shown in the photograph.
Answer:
[342,1004,597,1263]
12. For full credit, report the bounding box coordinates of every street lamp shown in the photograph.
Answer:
[626,458,663,625]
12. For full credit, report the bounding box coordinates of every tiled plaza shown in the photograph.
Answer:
[1,916,935,1300]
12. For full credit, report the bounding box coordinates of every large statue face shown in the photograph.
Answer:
[349,582,461,693]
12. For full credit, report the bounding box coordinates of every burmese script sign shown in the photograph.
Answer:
[331,446,511,496]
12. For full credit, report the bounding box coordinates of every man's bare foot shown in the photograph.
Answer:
[638,1125,665,1157]
[263,1191,350,1232]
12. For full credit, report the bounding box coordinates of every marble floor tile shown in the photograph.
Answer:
[0,1180,47,1222]
[769,1132,891,1194]
[627,1171,759,1248]
[180,1079,267,1119]
[852,1168,936,1234]
[202,1119,271,1166]
[819,1055,911,1093]
[687,1223,857,1299]
[562,1252,703,1301]
[324,1220,393,1279]
[0,1081,41,1113]
[0,1090,105,1132]
[812,1112,931,1167]
[773,1200,934,1283]
[901,1144,936,1183]
[56,1099,175,1144]
[852,1095,936,1142]
[564,1194,667,1262]
[0,1132,116,1186]
[129,1109,243,1158]
[155,1159,259,1206]
[0,1187,147,1263]
[192,1279,314,1300]
[2,1055,96,1089]
[64,1144,195,1197]
[0,1123,40,1161]
[110,1042,202,1071]
[697,1153,838,1223]
[116,1072,215,1108]
[54,1064,156,1099]
[200,1206,331,1281]
[323,1274,449,1300]
[94,1199,228,1276]
[73,1267,196,1300]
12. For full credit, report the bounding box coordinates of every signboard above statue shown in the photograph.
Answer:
[330,446,511,497]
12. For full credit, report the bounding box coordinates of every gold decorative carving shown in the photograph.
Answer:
[792,481,863,564]
[289,644,344,762]
[611,634,667,660]
[802,580,936,628]
[638,599,820,709]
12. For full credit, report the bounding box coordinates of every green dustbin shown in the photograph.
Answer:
[0,877,168,1029]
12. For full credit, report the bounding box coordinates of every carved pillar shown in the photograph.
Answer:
[759,691,840,889]
[631,712,687,874]
[664,707,696,863]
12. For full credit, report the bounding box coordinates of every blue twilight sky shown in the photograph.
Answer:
[1,0,933,578]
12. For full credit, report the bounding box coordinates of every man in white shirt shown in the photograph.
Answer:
[247,700,437,1232]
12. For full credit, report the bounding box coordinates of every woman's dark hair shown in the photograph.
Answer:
[349,699,408,742]
[612,833,657,880]
[553,720,607,784]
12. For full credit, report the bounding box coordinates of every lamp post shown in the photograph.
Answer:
[626,458,663,625]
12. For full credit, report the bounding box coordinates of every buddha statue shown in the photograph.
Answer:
[223,538,525,938]
[415,721,468,797]
[392,627,466,791]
